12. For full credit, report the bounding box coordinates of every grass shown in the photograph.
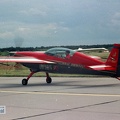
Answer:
[83,51,109,61]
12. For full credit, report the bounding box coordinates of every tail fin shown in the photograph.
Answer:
[106,44,120,77]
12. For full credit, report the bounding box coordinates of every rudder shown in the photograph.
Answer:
[106,44,120,77]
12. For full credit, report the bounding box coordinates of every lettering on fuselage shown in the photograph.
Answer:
[39,62,85,72]
[56,62,85,68]
[39,64,53,71]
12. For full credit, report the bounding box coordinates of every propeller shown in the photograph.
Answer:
[14,36,24,49]
[13,36,24,69]
[0,36,25,75]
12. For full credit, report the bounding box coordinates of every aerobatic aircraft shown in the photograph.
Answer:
[0,44,120,85]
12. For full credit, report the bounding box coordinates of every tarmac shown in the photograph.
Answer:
[0,77,120,120]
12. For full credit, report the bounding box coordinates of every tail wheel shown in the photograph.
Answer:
[22,79,28,85]
[46,77,52,84]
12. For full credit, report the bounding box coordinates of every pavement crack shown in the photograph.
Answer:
[11,99,120,120]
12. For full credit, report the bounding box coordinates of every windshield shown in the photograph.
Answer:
[45,47,75,58]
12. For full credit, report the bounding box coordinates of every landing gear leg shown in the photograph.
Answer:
[116,77,120,81]
[46,72,52,84]
[22,71,35,85]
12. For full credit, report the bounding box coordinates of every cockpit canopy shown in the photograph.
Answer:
[45,47,75,58]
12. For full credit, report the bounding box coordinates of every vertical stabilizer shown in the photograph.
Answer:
[106,44,120,77]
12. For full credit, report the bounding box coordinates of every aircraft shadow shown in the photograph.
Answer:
[0,80,120,89]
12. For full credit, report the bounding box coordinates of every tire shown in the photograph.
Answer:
[22,79,28,85]
[46,77,52,84]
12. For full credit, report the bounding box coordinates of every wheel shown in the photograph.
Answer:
[22,79,28,85]
[46,77,52,84]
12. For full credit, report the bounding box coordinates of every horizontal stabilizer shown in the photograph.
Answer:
[88,64,115,71]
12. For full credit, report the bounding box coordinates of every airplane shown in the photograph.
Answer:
[77,47,109,52]
[0,43,120,85]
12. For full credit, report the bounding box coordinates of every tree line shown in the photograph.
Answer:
[0,44,113,56]
[0,44,113,51]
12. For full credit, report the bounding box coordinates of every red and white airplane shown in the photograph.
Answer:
[0,43,120,85]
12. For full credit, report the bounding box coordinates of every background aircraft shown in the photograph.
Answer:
[77,47,109,52]
[0,44,120,85]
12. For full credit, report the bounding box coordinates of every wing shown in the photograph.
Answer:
[0,56,54,64]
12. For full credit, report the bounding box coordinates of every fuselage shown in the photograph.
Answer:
[14,48,111,76]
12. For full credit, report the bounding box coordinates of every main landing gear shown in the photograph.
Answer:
[22,71,52,85]
[46,72,52,83]
[116,77,120,81]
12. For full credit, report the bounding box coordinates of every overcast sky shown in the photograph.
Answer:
[0,0,120,48]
